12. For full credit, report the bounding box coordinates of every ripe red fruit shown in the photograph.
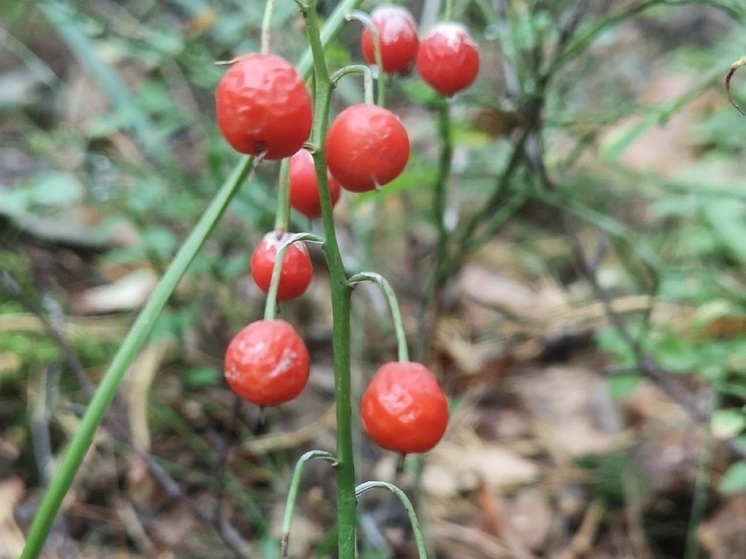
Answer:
[324,104,410,193]
[361,5,419,74]
[224,319,310,406]
[416,23,479,96]
[289,148,342,218]
[250,232,313,301]
[215,54,312,159]
[361,362,449,455]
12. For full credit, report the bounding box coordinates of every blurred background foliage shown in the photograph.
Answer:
[3,0,746,557]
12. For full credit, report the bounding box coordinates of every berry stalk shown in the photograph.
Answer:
[274,158,291,232]
[348,272,409,363]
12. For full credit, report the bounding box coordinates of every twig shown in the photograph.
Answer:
[725,57,746,116]
[556,499,604,559]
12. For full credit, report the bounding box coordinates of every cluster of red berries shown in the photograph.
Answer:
[215,5,470,455]
[361,5,480,96]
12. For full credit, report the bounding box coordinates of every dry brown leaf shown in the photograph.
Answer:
[505,489,552,552]
[422,441,540,497]
[510,365,623,460]
[0,477,25,559]
[126,341,171,451]
[698,495,746,559]
[71,268,158,314]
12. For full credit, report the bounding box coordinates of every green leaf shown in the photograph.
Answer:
[607,373,643,400]
[651,332,698,373]
[712,409,746,440]
[702,199,746,263]
[719,461,746,495]
[182,365,221,389]
[29,172,85,209]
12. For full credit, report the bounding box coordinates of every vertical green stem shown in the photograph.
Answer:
[261,0,277,54]
[274,158,291,232]
[443,0,454,21]
[302,1,357,556]
[416,97,452,360]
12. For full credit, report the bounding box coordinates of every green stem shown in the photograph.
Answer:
[330,64,375,106]
[263,232,324,321]
[302,1,360,557]
[416,97,451,361]
[261,0,277,54]
[295,0,363,78]
[430,99,452,287]
[346,10,385,106]
[281,450,337,557]
[348,272,409,362]
[453,129,529,264]
[443,0,453,22]
[21,1,363,554]
[274,157,291,232]
[19,156,255,559]
[355,481,428,559]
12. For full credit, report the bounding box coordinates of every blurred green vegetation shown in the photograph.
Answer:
[3,0,746,556]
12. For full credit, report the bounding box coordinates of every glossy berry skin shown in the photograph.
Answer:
[250,232,313,301]
[324,104,410,193]
[215,54,312,159]
[224,319,310,406]
[361,362,449,455]
[361,5,419,74]
[416,23,479,96]
[289,148,342,218]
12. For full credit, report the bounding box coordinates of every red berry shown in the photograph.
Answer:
[289,148,342,218]
[361,5,419,74]
[324,104,410,193]
[224,319,310,406]
[361,362,449,455]
[416,23,479,96]
[215,54,312,159]
[250,232,313,301]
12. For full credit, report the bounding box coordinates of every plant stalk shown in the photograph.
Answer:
[20,0,363,553]
[302,1,360,556]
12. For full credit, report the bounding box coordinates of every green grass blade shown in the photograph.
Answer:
[19,156,254,559]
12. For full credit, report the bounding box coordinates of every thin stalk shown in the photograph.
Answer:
[416,98,452,360]
[443,0,453,21]
[331,64,375,106]
[684,394,717,559]
[296,0,364,77]
[726,56,746,116]
[452,128,529,266]
[348,272,409,362]
[432,99,452,286]
[356,481,428,559]
[302,1,359,557]
[19,156,255,559]
[346,10,385,106]
[275,158,291,232]
[261,0,277,54]
[263,232,324,320]
[281,450,337,556]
